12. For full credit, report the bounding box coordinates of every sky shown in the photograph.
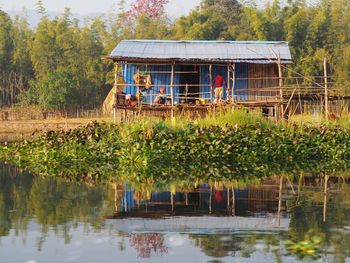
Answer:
[0,0,202,17]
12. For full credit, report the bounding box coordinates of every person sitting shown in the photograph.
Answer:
[125,94,138,107]
[154,87,167,104]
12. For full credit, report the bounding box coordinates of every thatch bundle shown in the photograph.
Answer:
[102,78,126,115]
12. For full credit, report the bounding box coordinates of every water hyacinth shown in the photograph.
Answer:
[1,111,350,184]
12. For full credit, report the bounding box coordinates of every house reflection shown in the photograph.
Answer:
[111,183,284,216]
[107,182,290,233]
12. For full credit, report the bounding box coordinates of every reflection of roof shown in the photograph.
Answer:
[109,40,292,64]
[108,216,290,234]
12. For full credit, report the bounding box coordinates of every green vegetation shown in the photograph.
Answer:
[1,0,350,110]
[1,110,350,184]
[285,236,323,260]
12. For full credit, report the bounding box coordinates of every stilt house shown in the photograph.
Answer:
[107,40,292,115]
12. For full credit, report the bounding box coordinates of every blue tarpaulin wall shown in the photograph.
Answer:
[235,63,249,101]
[121,185,238,212]
[200,65,237,101]
[122,63,249,103]
[122,64,181,104]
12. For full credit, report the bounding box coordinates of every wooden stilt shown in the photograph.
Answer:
[274,105,278,122]
[209,64,213,104]
[227,64,231,102]
[231,186,235,216]
[277,55,284,120]
[138,192,140,209]
[283,87,297,117]
[113,62,120,124]
[170,63,175,120]
[171,192,174,212]
[278,176,283,226]
[324,58,329,122]
[231,64,236,107]
[227,187,230,212]
[209,186,212,214]
[113,183,118,214]
[323,173,328,222]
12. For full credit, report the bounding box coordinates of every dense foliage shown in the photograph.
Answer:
[0,0,350,110]
[1,111,350,184]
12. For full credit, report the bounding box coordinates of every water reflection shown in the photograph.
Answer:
[1,163,350,262]
[129,233,168,258]
[108,182,289,234]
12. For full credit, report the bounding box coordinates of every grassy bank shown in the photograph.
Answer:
[1,110,350,185]
[0,117,114,142]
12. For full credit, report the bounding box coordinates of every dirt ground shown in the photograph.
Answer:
[0,117,114,142]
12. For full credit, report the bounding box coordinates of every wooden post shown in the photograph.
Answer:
[324,58,329,122]
[113,62,120,123]
[209,64,213,104]
[171,192,174,213]
[278,176,283,226]
[231,64,236,106]
[231,186,235,216]
[227,187,230,212]
[170,63,175,119]
[209,185,212,214]
[283,87,297,117]
[323,173,328,222]
[227,64,231,102]
[274,105,278,122]
[277,55,284,120]
[113,183,118,214]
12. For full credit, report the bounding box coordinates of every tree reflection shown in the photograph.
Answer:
[129,233,168,258]
[0,163,112,249]
[2,162,350,262]
[190,234,242,258]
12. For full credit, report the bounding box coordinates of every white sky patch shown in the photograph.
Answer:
[167,234,187,247]
[0,0,201,17]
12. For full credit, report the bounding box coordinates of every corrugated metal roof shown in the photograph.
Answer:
[109,40,292,64]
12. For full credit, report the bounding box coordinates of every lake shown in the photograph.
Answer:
[1,162,350,263]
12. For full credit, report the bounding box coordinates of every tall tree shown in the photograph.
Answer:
[10,16,34,103]
[0,10,14,106]
[174,0,242,40]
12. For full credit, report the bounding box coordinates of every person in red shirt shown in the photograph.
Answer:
[213,73,226,103]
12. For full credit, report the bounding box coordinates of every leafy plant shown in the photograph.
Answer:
[284,236,323,260]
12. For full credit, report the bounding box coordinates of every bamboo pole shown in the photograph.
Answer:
[231,64,236,106]
[170,63,175,119]
[283,86,297,117]
[277,55,284,120]
[171,192,174,212]
[323,173,328,222]
[231,186,235,216]
[324,58,329,122]
[227,64,231,102]
[113,183,118,214]
[113,62,119,123]
[227,187,230,212]
[278,176,283,226]
[209,64,213,104]
[209,185,212,214]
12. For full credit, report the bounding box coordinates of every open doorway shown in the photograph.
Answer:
[179,65,200,104]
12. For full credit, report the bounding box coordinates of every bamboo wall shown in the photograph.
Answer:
[248,64,279,101]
